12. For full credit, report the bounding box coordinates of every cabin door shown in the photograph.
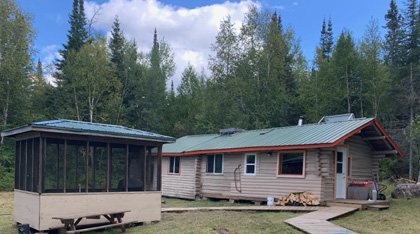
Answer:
[335,147,347,199]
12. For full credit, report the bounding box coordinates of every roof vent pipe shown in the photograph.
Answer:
[298,116,304,126]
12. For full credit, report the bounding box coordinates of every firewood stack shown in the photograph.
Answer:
[275,192,320,206]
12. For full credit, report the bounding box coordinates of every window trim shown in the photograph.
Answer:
[168,156,181,175]
[206,154,224,175]
[244,153,257,176]
[277,150,306,178]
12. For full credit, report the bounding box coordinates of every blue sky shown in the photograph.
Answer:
[17,0,403,86]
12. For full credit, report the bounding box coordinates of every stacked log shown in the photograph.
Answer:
[275,192,320,206]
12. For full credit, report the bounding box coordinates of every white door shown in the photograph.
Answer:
[335,147,347,199]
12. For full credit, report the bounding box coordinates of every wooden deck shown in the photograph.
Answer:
[284,206,359,234]
[325,199,390,210]
[162,206,319,213]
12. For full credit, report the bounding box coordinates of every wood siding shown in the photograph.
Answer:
[14,190,161,231]
[162,156,197,199]
[346,136,374,182]
[14,190,40,230]
[161,137,381,202]
[200,150,323,200]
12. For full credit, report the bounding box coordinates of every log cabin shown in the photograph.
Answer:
[1,119,175,232]
[161,114,403,202]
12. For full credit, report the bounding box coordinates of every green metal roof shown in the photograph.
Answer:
[163,118,375,154]
[2,119,175,142]
[163,134,218,153]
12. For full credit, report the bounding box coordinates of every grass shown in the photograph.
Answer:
[0,192,15,234]
[2,191,420,234]
[332,198,420,234]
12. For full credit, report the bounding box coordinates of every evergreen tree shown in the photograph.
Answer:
[402,0,420,179]
[326,17,334,59]
[260,12,297,126]
[121,40,144,126]
[109,16,125,83]
[208,16,240,129]
[384,0,404,69]
[137,29,175,132]
[56,0,88,70]
[54,0,88,120]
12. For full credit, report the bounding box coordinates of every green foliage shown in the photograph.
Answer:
[0,0,35,130]
[379,157,399,181]
[0,140,15,191]
[71,35,122,122]
[137,30,175,133]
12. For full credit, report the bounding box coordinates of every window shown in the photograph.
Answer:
[244,153,256,175]
[168,156,180,174]
[278,151,305,178]
[206,154,223,174]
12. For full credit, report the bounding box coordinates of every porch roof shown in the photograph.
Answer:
[163,118,403,157]
[1,119,176,143]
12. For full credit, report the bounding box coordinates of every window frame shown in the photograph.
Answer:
[277,150,306,178]
[206,154,223,174]
[168,156,181,175]
[244,153,257,176]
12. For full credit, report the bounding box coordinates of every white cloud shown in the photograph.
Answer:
[273,5,285,10]
[56,14,62,23]
[41,44,59,54]
[84,0,258,89]
[293,2,298,6]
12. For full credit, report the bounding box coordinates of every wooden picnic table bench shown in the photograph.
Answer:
[52,210,131,234]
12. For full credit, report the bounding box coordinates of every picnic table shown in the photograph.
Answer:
[52,210,131,234]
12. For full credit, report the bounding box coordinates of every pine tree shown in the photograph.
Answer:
[109,16,125,82]
[384,0,404,69]
[208,15,240,129]
[54,0,89,120]
[326,17,334,59]
[261,12,297,126]
[56,0,88,70]
[138,29,175,132]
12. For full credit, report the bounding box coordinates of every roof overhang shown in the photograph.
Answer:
[163,119,403,157]
[1,125,175,143]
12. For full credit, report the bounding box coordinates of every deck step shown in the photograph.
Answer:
[368,205,389,211]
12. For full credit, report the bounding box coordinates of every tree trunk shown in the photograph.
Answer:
[346,65,350,113]
[2,83,10,144]
[409,62,414,180]
[73,87,80,121]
